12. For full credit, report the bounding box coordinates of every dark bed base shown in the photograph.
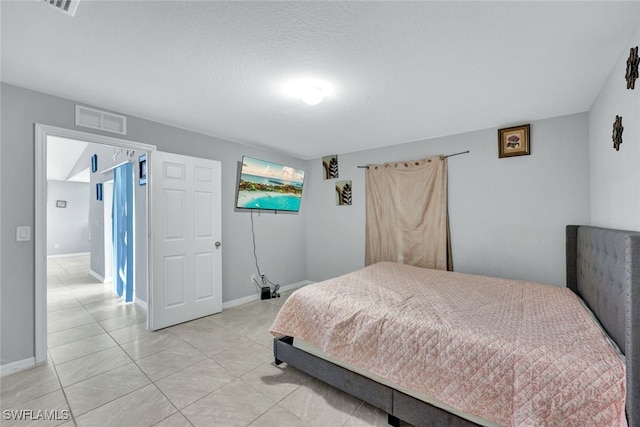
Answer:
[274,336,479,427]
[274,225,639,426]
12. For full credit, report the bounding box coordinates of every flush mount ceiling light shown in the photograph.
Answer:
[283,78,333,106]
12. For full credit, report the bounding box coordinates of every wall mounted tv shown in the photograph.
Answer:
[236,156,305,212]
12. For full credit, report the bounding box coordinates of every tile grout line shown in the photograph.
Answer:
[49,267,94,427]
[41,256,346,427]
[46,257,150,425]
[137,338,225,425]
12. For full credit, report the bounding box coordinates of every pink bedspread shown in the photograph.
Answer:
[270,262,627,427]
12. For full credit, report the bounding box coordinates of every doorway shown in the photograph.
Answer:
[35,124,155,364]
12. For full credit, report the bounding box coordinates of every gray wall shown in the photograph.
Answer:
[589,24,640,230]
[46,180,90,256]
[305,113,591,286]
[1,83,307,366]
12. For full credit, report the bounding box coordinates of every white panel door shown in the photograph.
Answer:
[150,151,222,330]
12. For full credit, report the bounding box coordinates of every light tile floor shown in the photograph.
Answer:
[0,255,397,427]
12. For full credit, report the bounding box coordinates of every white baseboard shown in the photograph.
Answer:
[222,280,314,310]
[47,252,90,259]
[89,270,112,284]
[222,293,258,309]
[134,297,148,312]
[1,357,35,377]
[280,280,314,293]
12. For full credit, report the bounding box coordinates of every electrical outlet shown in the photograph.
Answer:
[251,274,257,285]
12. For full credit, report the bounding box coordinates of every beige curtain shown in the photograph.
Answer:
[365,155,451,270]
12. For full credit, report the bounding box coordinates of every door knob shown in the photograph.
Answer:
[215,241,221,248]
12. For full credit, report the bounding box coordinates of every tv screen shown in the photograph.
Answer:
[236,156,305,212]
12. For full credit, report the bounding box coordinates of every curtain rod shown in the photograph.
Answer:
[357,150,470,169]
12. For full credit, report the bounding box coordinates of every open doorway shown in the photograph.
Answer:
[35,124,155,364]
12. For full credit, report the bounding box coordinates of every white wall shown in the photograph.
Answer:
[46,180,90,255]
[305,113,591,286]
[589,24,640,230]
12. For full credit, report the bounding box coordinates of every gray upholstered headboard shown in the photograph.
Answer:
[566,225,640,427]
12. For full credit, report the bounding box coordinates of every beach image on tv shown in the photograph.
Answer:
[237,157,305,211]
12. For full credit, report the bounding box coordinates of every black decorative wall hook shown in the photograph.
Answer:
[626,46,639,89]
[612,115,623,151]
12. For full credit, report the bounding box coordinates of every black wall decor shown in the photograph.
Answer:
[336,180,352,206]
[626,46,639,89]
[322,155,339,179]
[612,115,623,151]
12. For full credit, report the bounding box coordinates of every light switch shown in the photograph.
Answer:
[16,226,31,242]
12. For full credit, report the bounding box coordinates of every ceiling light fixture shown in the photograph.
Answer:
[283,78,333,106]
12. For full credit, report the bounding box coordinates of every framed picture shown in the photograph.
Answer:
[139,154,147,185]
[498,124,530,158]
[322,155,339,179]
[56,200,67,208]
[336,180,352,206]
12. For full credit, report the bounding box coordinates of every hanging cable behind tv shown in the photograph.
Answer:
[251,209,280,299]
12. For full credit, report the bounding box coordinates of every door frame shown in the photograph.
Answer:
[34,124,156,364]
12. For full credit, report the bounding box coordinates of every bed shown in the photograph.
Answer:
[270,226,640,426]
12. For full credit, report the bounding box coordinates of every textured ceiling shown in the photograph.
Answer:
[2,1,640,160]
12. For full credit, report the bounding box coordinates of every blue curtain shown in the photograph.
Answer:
[112,163,134,303]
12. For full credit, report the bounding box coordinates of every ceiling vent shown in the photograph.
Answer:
[75,105,127,135]
[42,0,80,17]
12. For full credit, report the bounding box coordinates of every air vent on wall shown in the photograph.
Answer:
[75,105,127,135]
[42,0,80,17]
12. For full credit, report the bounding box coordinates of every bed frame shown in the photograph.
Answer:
[274,225,640,426]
